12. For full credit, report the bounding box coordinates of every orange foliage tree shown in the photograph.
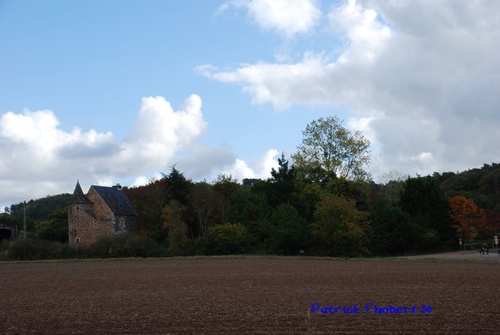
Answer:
[448,195,485,242]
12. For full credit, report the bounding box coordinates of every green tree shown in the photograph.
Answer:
[260,204,308,255]
[292,116,371,183]
[162,200,192,256]
[399,176,452,247]
[189,182,219,237]
[311,194,370,256]
[228,187,269,245]
[163,166,192,205]
[367,201,417,255]
[212,174,240,225]
[268,153,296,205]
[203,223,249,255]
[377,170,408,205]
[35,209,68,243]
[253,153,297,209]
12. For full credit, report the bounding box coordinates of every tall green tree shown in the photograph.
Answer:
[367,201,417,255]
[292,116,371,183]
[212,174,240,225]
[162,200,192,255]
[253,153,296,209]
[163,166,192,205]
[189,182,218,237]
[399,176,452,248]
[228,187,269,244]
[260,204,308,255]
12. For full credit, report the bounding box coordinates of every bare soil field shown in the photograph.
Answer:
[1,257,499,334]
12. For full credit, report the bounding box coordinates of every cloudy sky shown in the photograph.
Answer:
[1,0,499,208]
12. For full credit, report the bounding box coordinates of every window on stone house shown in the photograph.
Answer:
[119,218,126,232]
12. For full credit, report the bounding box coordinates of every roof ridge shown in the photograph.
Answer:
[90,185,136,216]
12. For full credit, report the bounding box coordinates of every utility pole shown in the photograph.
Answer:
[23,201,26,239]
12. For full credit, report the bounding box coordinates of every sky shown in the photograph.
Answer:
[1,0,499,209]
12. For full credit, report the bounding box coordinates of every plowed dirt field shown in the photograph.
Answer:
[1,257,499,334]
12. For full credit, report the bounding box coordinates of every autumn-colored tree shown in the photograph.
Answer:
[448,195,485,242]
[125,178,168,242]
[483,209,500,236]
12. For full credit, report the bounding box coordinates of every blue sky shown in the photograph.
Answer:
[1,0,499,208]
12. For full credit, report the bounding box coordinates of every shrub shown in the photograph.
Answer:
[7,238,66,260]
[123,235,166,257]
[204,223,249,255]
[89,234,165,258]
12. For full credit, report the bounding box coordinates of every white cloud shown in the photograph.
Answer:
[220,149,279,181]
[117,94,206,175]
[328,0,392,64]
[130,173,163,188]
[204,0,500,179]
[198,54,333,110]
[0,95,207,205]
[219,0,321,38]
[175,144,237,181]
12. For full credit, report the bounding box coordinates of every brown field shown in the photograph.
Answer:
[1,257,499,334]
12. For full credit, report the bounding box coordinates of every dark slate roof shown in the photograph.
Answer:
[69,181,91,204]
[90,186,137,216]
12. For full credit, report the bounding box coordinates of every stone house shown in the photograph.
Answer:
[68,181,137,246]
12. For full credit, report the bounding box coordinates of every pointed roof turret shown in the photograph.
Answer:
[70,180,91,204]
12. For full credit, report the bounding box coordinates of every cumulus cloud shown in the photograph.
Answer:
[220,149,280,181]
[116,94,206,176]
[218,0,321,38]
[203,0,500,179]
[175,145,238,181]
[0,95,207,205]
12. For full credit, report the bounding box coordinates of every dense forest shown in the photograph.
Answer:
[2,117,499,259]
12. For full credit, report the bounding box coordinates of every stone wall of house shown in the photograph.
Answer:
[68,203,107,246]
[87,188,114,222]
[68,187,138,246]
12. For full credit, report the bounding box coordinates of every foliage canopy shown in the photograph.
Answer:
[292,116,371,182]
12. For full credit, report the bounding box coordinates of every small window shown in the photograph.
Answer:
[76,238,80,243]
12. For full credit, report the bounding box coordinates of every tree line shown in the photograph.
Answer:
[2,116,499,259]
